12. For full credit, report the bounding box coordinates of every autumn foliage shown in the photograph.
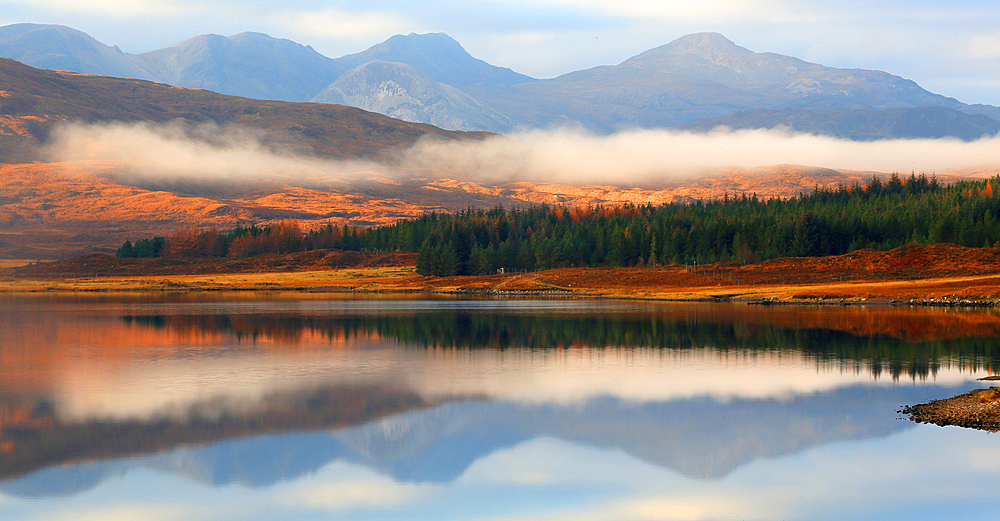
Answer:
[119,174,1000,278]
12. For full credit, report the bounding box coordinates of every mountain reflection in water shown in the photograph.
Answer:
[0,295,997,513]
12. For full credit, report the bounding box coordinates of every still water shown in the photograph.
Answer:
[1,293,999,520]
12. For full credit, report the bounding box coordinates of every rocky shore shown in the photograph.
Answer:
[900,379,1000,431]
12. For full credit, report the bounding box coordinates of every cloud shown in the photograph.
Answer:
[288,477,423,511]
[6,0,199,18]
[29,505,194,521]
[479,0,772,23]
[45,121,1000,191]
[44,121,380,185]
[46,339,972,425]
[966,33,1000,61]
[273,8,419,40]
[405,127,1000,184]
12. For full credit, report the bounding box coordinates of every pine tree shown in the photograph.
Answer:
[116,240,136,258]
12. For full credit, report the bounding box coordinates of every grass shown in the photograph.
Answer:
[977,388,1000,404]
[6,264,1000,305]
[7,243,1000,302]
[0,259,35,269]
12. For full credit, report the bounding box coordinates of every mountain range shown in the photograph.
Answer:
[2,23,998,139]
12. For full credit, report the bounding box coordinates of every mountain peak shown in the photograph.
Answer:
[625,32,753,66]
[135,31,346,102]
[0,22,155,80]
[666,32,739,50]
[339,32,535,87]
[383,32,463,50]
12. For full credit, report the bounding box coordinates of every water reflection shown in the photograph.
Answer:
[0,294,997,520]
[114,300,1000,378]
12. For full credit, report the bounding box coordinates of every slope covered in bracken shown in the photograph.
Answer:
[3,160,997,260]
[0,58,487,162]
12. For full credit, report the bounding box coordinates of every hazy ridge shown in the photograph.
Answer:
[1,23,998,138]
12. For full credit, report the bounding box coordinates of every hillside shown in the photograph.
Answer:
[133,32,349,102]
[9,156,993,260]
[311,61,516,131]
[0,57,486,162]
[679,106,1000,141]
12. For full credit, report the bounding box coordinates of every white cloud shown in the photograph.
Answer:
[266,460,442,513]
[479,0,773,23]
[966,34,1000,61]
[289,478,422,511]
[29,505,194,521]
[403,347,973,406]
[44,120,1000,191]
[46,340,976,424]
[406,128,1000,184]
[44,121,379,183]
[3,0,201,18]
[457,427,1000,521]
[273,8,419,40]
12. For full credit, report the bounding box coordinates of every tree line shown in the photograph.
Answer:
[116,221,367,259]
[118,173,1000,276]
[401,173,1000,275]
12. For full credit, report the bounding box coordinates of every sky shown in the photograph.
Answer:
[1,0,999,106]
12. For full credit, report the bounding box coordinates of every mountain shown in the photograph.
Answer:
[623,32,961,110]
[961,103,1000,122]
[0,24,532,104]
[312,61,516,131]
[0,24,347,102]
[134,32,349,102]
[0,57,486,162]
[335,32,535,87]
[0,23,153,80]
[1,24,998,139]
[462,32,980,133]
[680,106,1000,140]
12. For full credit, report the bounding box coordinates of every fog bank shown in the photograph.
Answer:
[44,121,382,182]
[45,122,1000,186]
[405,127,1000,182]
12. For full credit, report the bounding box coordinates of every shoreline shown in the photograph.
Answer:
[7,243,1000,305]
[2,278,1000,309]
[900,380,1000,431]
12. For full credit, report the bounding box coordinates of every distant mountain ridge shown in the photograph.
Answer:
[132,32,349,102]
[0,23,154,80]
[311,61,516,131]
[335,32,535,87]
[1,23,998,139]
[0,24,533,104]
[459,32,988,134]
[679,106,1000,140]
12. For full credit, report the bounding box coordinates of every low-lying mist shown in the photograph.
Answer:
[44,121,1000,192]
[44,122,384,197]
[405,127,1000,182]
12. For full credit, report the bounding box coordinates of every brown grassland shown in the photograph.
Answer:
[5,242,1000,305]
